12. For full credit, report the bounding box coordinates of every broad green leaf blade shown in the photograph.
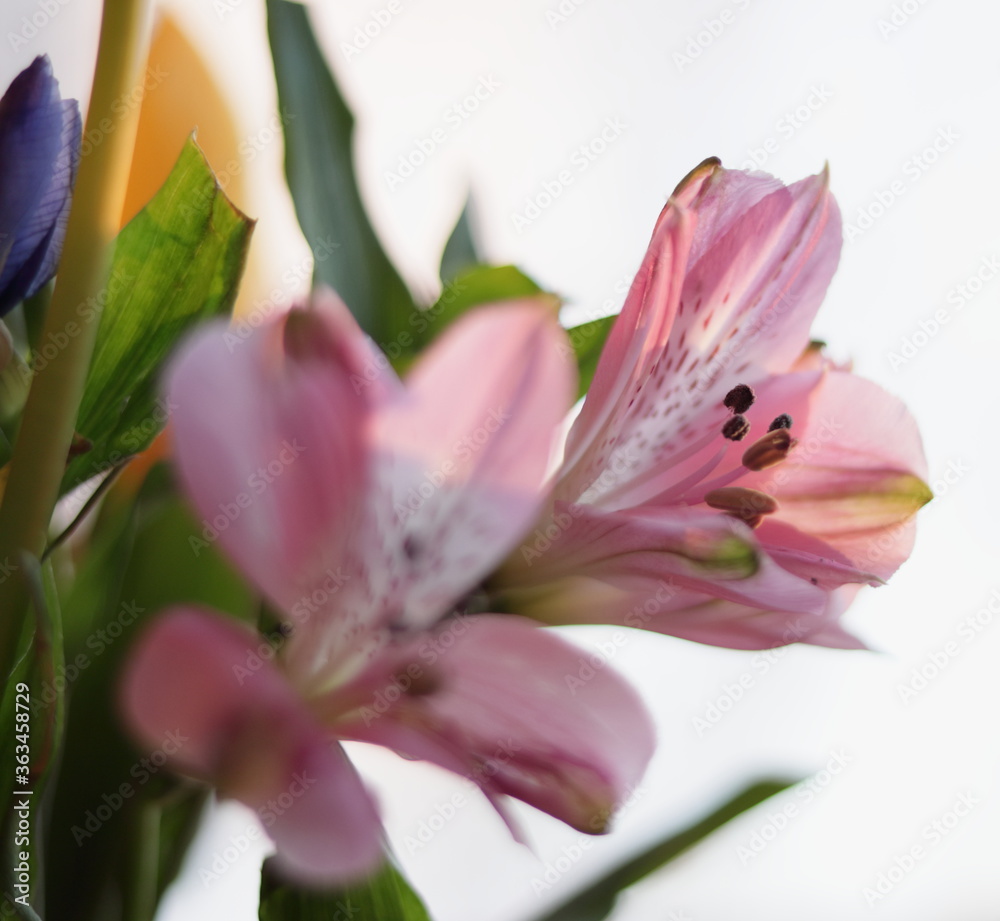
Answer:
[267,0,415,341]
[60,137,253,495]
[440,196,481,282]
[532,779,798,921]
[409,265,548,354]
[566,314,616,400]
[260,861,432,921]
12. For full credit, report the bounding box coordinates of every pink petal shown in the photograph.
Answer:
[166,303,370,627]
[559,192,694,501]
[559,163,841,509]
[120,608,383,884]
[738,370,930,580]
[503,575,863,651]
[497,501,826,618]
[366,300,576,631]
[339,616,655,834]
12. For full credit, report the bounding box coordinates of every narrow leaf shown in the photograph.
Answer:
[440,196,480,282]
[532,779,798,921]
[266,0,415,340]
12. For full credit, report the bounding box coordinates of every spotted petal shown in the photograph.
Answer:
[365,300,576,632]
[560,162,841,508]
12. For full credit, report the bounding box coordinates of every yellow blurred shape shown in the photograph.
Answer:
[121,12,248,225]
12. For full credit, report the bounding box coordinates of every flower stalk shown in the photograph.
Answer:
[0,0,152,678]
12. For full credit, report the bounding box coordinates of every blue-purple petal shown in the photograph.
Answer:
[0,56,81,315]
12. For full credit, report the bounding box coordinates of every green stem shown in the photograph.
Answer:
[0,0,152,680]
[123,799,161,921]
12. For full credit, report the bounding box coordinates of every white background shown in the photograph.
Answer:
[3,0,999,918]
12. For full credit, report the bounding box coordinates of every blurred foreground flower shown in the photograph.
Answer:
[122,291,654,885]
[495,159,930,649]
[0,55,80,316]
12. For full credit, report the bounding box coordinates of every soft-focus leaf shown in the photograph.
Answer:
[531,779,798,921]
[60,138,253,495]
[266,0,415,340]
[439,196,480,283]
[409,264,547,353]
[566,314,616,400]
[260,861,432,921]
[43,466,255,920]
[0,555,63,906]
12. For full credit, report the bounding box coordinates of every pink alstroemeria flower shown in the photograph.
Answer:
[493,159,931,650]
[121,291,655,885]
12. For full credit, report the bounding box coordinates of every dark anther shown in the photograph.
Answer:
[768,413,793,431]
[723,383,755,414]
[722,414,750,441]
[403,536,421,561]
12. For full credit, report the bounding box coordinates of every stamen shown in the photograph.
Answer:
[398,666,443,697]
[723,383,755,414]
[768,413,793,431]
[721,414,750,441]
[742,428,797,471]
[705,486,779,517]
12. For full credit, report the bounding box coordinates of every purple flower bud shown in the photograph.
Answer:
[0,56,81,316]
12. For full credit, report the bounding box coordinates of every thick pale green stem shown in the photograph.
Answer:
[0,0,152,679]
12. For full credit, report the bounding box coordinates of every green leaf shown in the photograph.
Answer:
[531,779,798,921]
[565,314,616,401]
[260,861,432,921]
[439,196,481,283]
[42,468,256,920]
[409,265,548,355]
[60,138,253,495]
[266,0,415,341]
